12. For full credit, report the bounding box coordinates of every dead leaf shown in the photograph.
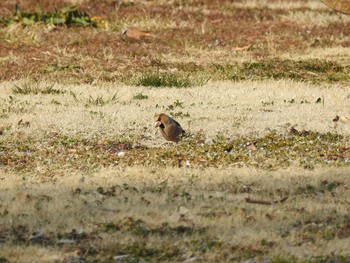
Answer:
[210,18,223,24]
[233,44,251,51]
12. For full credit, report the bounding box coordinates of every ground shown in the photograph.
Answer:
[0,0,350,262]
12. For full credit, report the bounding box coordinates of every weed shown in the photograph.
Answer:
[133,93,149,100]
[296,180,341,195]
[166,100,184,111]
[0,5,97,27]
[171,111,191,117]
[12,83,64,95]
[50,99,61,105]
[136,73,191,88]
[86,93,117,106]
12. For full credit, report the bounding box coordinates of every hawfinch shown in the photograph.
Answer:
[154,113,185,143]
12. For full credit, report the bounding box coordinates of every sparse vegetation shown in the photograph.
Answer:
[1,0,350,262]
[12,83,64,95]
[136,73,192,88]
[0,5,97,27]
[133,93,149,100]
[229,59,350,83]
[0,129,349,172]
[86,93,117,106]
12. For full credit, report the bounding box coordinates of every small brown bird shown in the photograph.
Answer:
[154,113,185,143]
[121,28,155,40]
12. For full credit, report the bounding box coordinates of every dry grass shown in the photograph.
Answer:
[1,79,350,261]
[1,0,349,81]
[1,0,350,261]
[1,166,350,262]
[0,80,350,140]
[227,0,330,10]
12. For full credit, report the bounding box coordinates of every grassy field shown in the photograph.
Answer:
[1,0,350,262]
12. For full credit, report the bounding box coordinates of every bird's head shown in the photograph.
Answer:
[154,113,170,128]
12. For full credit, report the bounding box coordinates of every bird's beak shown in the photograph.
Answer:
[155,121,161,128]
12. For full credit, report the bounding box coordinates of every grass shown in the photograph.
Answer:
[1,166,350,262]
[0,1,349,83]
[136,73,192,88]
[0,5,97,27]
[1,0,350,261]
[210,59,350,84]
[12,83,65,95]
[86,93,117,106]
[0,129,349,172]
[133,93,148,100]
[0,79,350,260]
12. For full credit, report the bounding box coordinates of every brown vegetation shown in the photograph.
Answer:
[1,0,350,262]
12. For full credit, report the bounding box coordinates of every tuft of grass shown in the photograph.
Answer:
[86,93,118,106]
[296,180,341,195]
[12,83,64,95]
[133,93,149,100]
[136,73,191,88]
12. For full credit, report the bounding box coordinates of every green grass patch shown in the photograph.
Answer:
[133,93,149,100]
[136,73,192,88]
[238,59,350,83]
[128,59,350,86]
[0,5,97,27]
[211,59,350,83]
[296,180,342,195]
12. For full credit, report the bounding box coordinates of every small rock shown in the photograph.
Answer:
[117,151,125,157]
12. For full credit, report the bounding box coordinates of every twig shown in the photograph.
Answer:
[245,196,289,205]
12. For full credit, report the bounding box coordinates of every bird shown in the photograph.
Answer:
[121,28,155,40]
[154,113,185,143]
